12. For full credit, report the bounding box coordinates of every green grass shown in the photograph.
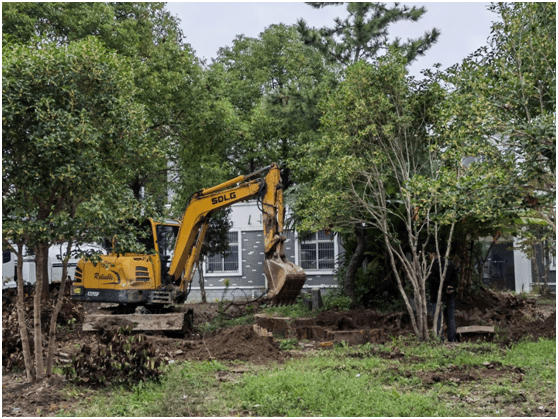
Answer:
[197,313,256,333]
[260,300,315,318]
[58,338,556,417]
[234,350,450,416]
[197,299,318,334]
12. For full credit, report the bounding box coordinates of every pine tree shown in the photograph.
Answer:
[297,2,440,66]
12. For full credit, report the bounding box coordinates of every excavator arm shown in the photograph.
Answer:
[168,163,306,305]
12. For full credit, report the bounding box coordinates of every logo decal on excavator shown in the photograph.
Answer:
[212,192,237,205]
[95,271,121,284]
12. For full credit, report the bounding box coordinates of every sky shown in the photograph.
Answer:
[164,2,499,78]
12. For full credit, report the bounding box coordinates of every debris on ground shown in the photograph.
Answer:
[3,288,555,373]
[2,287,85,371]
[2,287,556,417]
[67,327,163,387]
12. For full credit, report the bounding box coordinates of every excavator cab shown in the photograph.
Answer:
[153,222,180,283]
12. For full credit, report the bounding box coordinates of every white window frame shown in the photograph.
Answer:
[295,230,338,274]
[549,254,556,271]
[203,230,243,277]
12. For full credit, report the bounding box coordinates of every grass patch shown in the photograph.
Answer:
[59,360,233,417]
[198,313,255,333]
[260,300,315,318]
[57,338,556,417]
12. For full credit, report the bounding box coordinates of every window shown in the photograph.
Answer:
[3,250,11,264]
[206,231,240,274]
[156,224,179,257]
[550,254,556,271]
[299,230,335,271]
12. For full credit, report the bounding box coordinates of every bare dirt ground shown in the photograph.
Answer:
[2,289,555,417]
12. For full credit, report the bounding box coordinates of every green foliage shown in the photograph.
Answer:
[321,291,352,311]
[297,2,440,65]
[211,23,337,181]
[261,299,314,318]
[3,2,208,213]
[436,2,556,235]
[2,36,152,251]
[278,338,299,351]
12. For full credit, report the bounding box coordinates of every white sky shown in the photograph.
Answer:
[165,2,499,78]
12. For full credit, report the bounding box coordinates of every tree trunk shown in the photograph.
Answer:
[40,245,50,302]
[14,243,34,382]
[417,266,429,340]
[531,241,542,292]
[343,225,366,304]
[197,261,207,303]
[541,243,551,297]
[34,244,47,379]
[46,240,72,376]
[457,240,473,299]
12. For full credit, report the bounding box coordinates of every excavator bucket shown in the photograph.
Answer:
[263,253,306,306]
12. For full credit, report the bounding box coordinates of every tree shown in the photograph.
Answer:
[294,2,441,305]
[2,2,205,208]
[438,2,555,236]
[297,2,440,66]
[293,54,459,340]
[2,37,152,380]
[211,23,337,179]
[426,2,556,295]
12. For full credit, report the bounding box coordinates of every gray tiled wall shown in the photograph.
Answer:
[185,230,342,303]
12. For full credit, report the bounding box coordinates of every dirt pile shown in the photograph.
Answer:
[313,308,413,343]
[456,289,555,342]
[185,325,288,365]
[258,290,555,345]
[504,311,556,343]
[2,375,76,417]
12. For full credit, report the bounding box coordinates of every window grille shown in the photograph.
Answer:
[299,230,335,271]
[206,231,239,273]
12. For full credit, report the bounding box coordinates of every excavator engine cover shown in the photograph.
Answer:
[264,253,306,305]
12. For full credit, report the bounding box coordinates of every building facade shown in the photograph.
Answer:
[185,200,343,302]
[481,238,556,293]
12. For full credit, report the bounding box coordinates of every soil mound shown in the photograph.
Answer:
[185,325,288,365]
[455,289,555,342]
[505,311,556,343]
[307,308,413,343]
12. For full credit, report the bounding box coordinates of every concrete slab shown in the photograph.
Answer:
[254,314,290,334]
[287,326,325,340]
[456,325,495,335]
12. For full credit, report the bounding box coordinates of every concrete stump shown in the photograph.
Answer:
[311,289,323,311]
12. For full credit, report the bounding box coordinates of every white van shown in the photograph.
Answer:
[2,243,106,289]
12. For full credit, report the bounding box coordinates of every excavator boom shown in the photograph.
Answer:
[169,163,306,305]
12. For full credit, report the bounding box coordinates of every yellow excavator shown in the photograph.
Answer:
[70,163,306,332]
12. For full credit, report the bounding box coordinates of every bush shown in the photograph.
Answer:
[65,326,163,387]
